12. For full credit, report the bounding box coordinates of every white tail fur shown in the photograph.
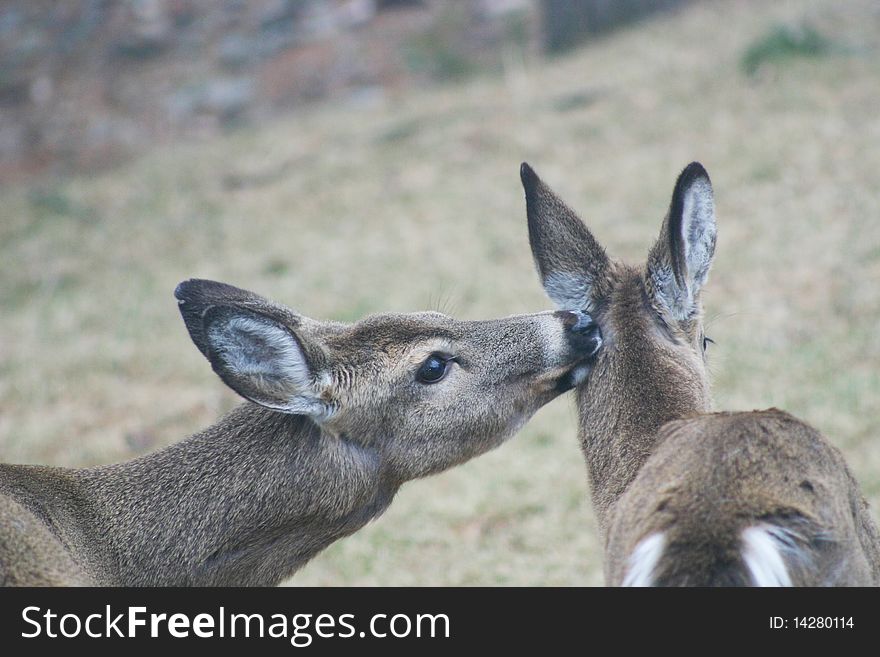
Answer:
[622,532,666,587]
[741,524,801,587]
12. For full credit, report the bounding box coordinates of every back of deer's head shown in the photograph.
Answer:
[520,162,716,525]
[175,279,601,481]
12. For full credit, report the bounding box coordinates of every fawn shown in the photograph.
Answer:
[521,161,880,585]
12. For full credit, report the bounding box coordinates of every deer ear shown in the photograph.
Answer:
[175,280,331,419]
[521,163,610,312]
[646,162,716,321]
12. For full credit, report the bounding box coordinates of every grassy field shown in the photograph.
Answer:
[1,0,878,586]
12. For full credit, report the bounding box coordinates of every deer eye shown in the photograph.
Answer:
[416,353,452,384]
[702,334,715,352]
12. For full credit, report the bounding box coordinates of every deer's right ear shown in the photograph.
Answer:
[175,280,331,419]
[521,163,610,312]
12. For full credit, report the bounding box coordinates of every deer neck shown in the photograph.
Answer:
[79,404,396,586]
[577,333,711,536]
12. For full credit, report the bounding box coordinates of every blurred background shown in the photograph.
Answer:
[0,0,878,585]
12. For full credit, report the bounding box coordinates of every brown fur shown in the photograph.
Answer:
[0,279,600,586]
[523,161,880,586]
[606,410,880,585]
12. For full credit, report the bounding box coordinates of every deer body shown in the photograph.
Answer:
[522,162,880,586]
[1,279,600,586]
[606,409,880,586]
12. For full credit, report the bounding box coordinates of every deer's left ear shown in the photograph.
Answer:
[521,162,611,312]
[175,279,333,420]
[646,162,716,321]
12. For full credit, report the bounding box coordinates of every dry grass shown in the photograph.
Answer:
[1,0,879,585]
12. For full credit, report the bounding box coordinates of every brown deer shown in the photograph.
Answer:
[521,161,880,586]
[0,278,601,586]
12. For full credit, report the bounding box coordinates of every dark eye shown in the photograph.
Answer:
[416,353,452,384]
[702,334,715,352]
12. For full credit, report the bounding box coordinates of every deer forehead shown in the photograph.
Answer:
[324,336,458,379]
[369,338,458,368]
[591,270,655,338]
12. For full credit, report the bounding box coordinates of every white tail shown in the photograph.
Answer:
[621,532,666,587]
[741,524,800,587]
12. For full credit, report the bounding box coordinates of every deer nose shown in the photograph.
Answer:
[557,310,603,357]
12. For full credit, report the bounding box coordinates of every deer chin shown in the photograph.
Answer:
[553,361,594,395]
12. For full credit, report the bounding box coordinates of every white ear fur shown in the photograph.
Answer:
[207,313,330,419]
[211,315,310,388]
[679,176,716,301]
[648,164,716,321]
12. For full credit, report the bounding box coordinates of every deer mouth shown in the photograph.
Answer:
[566,314,603,358]
[554,327,603,393]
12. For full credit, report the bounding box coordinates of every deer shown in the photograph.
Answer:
[520,160,880,586]
[0,278,602,586]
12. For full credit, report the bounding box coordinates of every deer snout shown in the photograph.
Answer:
[557,310,602,357]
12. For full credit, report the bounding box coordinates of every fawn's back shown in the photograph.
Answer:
[606,409,880,586]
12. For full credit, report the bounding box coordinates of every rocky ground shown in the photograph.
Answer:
[0,0,540,184]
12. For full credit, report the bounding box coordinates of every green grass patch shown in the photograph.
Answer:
[741,23,833,76]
